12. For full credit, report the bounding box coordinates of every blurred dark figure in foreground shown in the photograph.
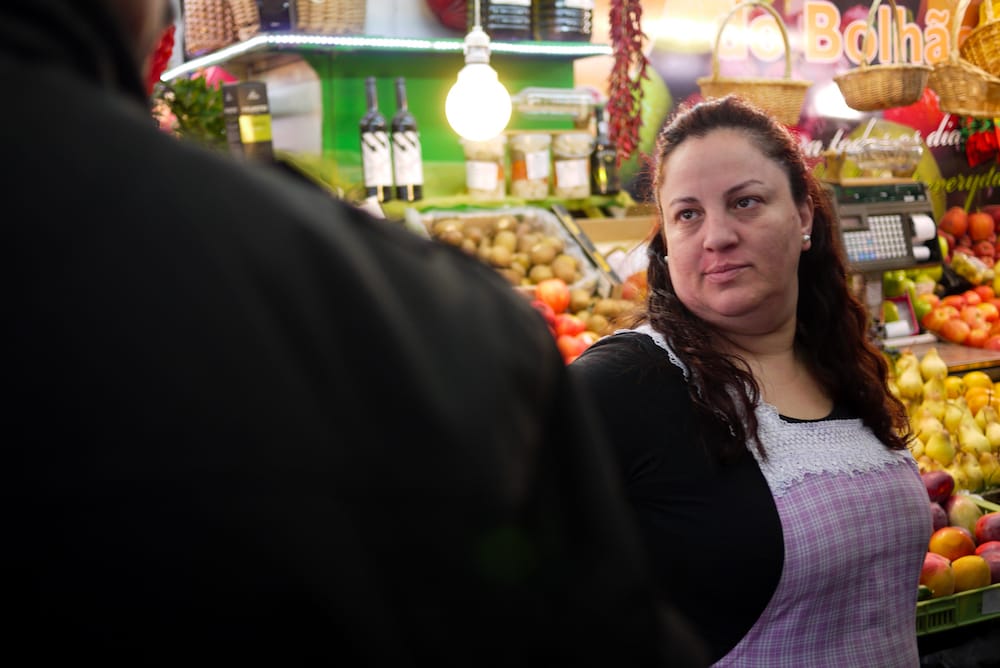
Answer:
[4,1,709,665]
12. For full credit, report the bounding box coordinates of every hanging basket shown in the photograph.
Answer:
[927,0,1000,118]
[294,0,366,35]
[960,0,1000,79]
[183,0,259,56]
[833,0,931,112]
[696,1,811,126]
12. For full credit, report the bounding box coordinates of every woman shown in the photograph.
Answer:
[569,96,929,666]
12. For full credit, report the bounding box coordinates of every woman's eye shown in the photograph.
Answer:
[676,209,698,222]
[735,196,756,209]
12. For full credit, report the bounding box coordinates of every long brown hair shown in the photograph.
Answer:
[628,96,909,462]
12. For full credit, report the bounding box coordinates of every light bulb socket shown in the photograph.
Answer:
[463,25,492,65]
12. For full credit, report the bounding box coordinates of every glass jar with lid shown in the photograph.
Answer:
[509,132,552,199]
[462,135,507,199]
[552,131,595,199]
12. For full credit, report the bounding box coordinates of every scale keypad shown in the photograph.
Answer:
[842,214,910,263]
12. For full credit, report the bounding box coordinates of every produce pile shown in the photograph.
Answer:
[919,470,1000,599]
[898,204,1000,348]
[891,347,1000,494]
[422,208,646,363]
[897,348,1000,599]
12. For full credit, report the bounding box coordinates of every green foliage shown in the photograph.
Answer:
[153,75,227,151]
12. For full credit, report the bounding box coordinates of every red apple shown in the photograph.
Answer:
[982,551,1000,585]
[931,501,949,532]
[530,299,556,327]
[922,470,956,504]
[920,551,956,598]
[975,512,1000,545]
[968,327,990,347]
[975,540,1000,556]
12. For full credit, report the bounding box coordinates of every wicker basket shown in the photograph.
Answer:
[183,0,260,56]
[833,0,931,112]
[294,0,366,34]
[927,0,1000,118]
[960,0,1000,79]
[696,1,811,126]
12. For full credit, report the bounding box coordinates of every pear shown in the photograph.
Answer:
[923,376,948,404]
[979,452,1000,487]
[925,429,956,467]
[976,404,999,431]
[959,418,992,457]
[916,454,936,474]
[986,421,1000,449]
[919,398,947,423]
[944,401,966,433]
[888,378,901,400]
[895,350,919,375]
[919,348,949,381]
[897,358,925,401]
[916,415,946,444]
[909,437,925,459]
[944,460,970,492]
[959,451,985,493]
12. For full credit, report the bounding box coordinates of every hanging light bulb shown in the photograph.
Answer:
[445,1,512,142]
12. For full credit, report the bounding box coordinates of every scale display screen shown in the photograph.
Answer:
[841,213,911,264]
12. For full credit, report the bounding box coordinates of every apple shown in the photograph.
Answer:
[975,540,1000,556]
[930,501,949,532]
[922,470,956,504]
[984,334,1000,351]
[968,327,990,348]
[920,551,956,598]
[922,304,959,332]
[945,494,985,535]
[975,511,1000,544]
[982,550,1000,584]
[530,299,556,327]
[978,302,1000,323]
[940,206,969,238]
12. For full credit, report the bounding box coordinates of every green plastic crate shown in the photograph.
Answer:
[916,583,1000,636]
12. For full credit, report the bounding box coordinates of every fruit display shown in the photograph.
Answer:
[422,207,647,364]
[423,207,594,290]
[890,347,1000,494]
[918,470,1000,599]
[917,285,1000,349]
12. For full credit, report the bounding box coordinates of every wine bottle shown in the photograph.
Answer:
[391,77,424,202]
[590,105,620,195]
[360,76,393,203]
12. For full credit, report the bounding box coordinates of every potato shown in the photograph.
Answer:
[570,288,592,313]
[530,242,558,266]
[528,264,555,283]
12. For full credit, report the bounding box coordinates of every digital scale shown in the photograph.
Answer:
[825,179,943,344]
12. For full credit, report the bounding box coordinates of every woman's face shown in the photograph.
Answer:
[658,128,813,337]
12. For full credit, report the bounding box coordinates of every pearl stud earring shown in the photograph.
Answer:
[803,233,811,243]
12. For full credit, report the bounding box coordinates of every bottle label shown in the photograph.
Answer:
[493,0,531,6]
[524,150,551,179]
[466,160,502,192]
[392,130,424,187]
[565,0,594,8]
[361,131,393,187]
[555,158,589,188]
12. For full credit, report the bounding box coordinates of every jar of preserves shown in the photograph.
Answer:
[552,131,595,199]
[509,132,552,199]
[462,135,507,199]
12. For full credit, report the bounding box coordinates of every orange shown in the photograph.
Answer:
[929,526,977,562]
[952,555,992,592]
[966,386,994,415]
[963,370,994,390]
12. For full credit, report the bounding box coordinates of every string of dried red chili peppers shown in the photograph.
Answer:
[607,0,650,167]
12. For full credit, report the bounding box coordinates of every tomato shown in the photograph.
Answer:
[975,285,997,302]
[939,206,969,238]
[940,317,971,344]
[968,211,996,243]
[535,278,571,314]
